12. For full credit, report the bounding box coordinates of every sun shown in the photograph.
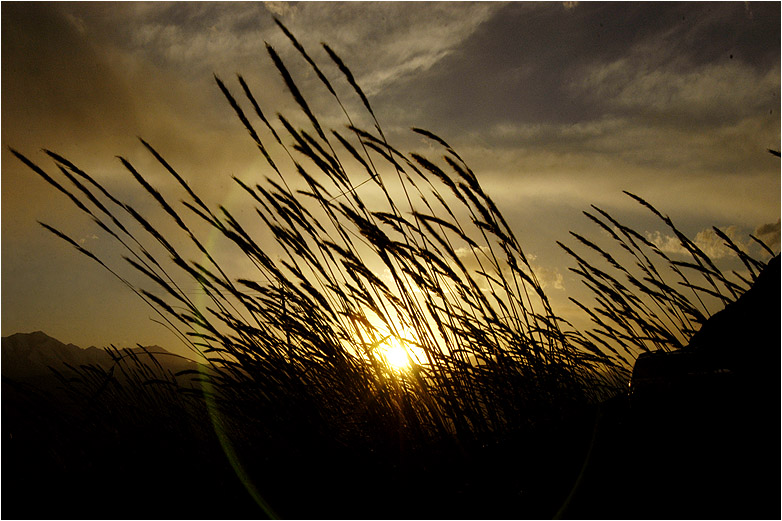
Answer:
[379,336,412,372]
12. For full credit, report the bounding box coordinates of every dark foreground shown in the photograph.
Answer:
[3,259,779,519]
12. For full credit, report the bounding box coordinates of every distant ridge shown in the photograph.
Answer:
[1,331,196,380]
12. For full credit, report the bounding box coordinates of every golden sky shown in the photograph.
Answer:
[2,2,779,352]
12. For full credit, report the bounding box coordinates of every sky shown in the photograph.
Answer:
[2,1,780,354]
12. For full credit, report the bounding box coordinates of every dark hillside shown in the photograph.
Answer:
[562,256,780,519]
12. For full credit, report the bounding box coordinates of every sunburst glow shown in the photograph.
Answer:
[380,336,412,371]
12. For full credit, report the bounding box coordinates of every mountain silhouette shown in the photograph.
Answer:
[1,330,196,382]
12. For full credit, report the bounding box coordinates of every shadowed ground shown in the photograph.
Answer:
[563,255,780,519]
[3,258,778,519]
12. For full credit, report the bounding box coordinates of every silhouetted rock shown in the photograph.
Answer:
[629,255,780,408]
[688,254,781,382]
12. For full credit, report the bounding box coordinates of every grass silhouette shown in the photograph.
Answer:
[8,20,776,519]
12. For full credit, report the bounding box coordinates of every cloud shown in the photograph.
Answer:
[579,59,779,127]
[69,2,501,99]
[481,115,778,181]
[754,219,781,252]
[454,246,565,291]
[646,225,758,260]
[264,2,298,18]
[79,234,100,246]
[269,2,502,96]
[566,2,780,143]
[534,265,566,291]
[646,231,688,256]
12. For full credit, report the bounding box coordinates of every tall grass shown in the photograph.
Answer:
[11,20,776,517]
[559,192,774,371]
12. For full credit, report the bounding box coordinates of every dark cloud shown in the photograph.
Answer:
[373,2,779,132]
[363,2,779,228]
[1,2,139,144]
[754,218,781,251]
